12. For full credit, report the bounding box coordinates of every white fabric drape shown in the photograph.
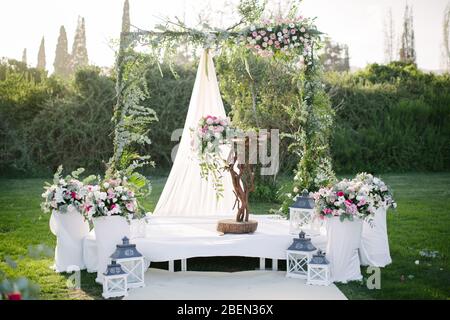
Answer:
[326,217,363,283]
[49,206,90,272]
[154,49,235,217]
[93,216,130,283]
[360,207,392,267]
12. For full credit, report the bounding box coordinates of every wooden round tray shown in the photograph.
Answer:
[217,219,258,234]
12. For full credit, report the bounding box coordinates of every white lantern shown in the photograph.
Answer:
[110,237,145,289]
[307,250,331,286]
[102,261,128,299]
[286,231,317,279]
[289,190,315,234]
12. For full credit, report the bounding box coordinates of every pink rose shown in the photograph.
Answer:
[107,189,115,199]
[252,31,258,37]
[290,29,296,34]
[357,199,367,207]
[337,191,345,197]
[126,202,134,212]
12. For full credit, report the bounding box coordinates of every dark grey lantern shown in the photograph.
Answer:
[309,250,329,265]
[110,237,143,260]
[287,231,317,252]
[103,260,126,276]
[291,189,315,209]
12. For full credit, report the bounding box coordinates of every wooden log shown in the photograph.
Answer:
[217,219,258,234]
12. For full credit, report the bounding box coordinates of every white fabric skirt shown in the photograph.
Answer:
[49,206,90,272]
[93,216,130,283]
[326,217,363,283]
[360,207,392,267]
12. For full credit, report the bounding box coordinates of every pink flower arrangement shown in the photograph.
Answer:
[240,16,316,58]
[313,179,375,222]
[82,177,139,221]
[192,115,230,155]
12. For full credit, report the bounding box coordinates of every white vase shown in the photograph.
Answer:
[360,207,392,267]
[49,205,90,273]
[326,216,363,283]
[93,216,130,284]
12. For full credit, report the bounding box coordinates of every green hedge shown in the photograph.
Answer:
[0,59,449,177]
[327,62,450,173]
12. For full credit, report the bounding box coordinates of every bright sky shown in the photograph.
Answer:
[0,0,447,72]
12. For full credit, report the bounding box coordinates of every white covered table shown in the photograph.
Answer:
[83,215,327,272]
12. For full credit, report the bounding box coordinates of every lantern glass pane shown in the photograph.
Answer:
[121,259,143,284]
[109,278,125,293]
[289,209,313,234]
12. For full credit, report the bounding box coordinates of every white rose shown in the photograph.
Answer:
[103,182,110,188]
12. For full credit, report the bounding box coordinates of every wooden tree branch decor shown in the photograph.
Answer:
[217,136,258,234]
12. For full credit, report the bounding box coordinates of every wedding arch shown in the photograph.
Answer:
[107,0,336,217]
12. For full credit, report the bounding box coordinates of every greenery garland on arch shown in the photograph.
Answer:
[109,0,336,208]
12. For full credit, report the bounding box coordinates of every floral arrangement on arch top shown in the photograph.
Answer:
[237,15,321,59]
[135,0,322,66]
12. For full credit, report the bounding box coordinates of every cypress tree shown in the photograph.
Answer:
[122,0,130,33]
[22,48,27,65]
[71,17,89,71]
[54,26,71,78]
[399,4,416,64]
[37,37,46,70]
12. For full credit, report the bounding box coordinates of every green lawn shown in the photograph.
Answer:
[0,173,449,299]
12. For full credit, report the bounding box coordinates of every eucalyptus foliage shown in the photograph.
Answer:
[108,48,158,197]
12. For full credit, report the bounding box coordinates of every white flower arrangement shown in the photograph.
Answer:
[354,173,397,210]
[41,166,90,214]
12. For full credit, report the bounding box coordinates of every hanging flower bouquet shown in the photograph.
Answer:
[192,115,232,197]
[313,179,375,222]
[237,16,320,58]
[354,173,397,210]
[82,176,139,222]
[41,166,90,214]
